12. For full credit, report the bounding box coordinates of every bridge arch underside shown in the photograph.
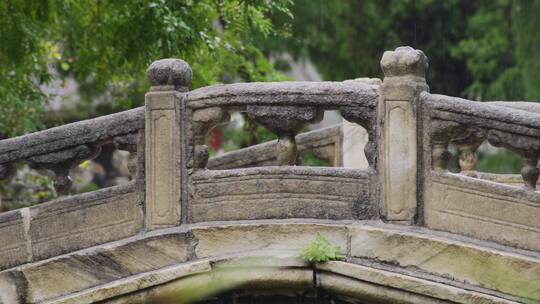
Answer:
[3,221,537,304]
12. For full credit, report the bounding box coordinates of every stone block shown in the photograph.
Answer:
[29,185,143,261]
[318,261,514,304]
[425,173,540,252]
[145,91,182,230]
[21,231,191,303]
[192,222,348,259]
[0,209,28,270]
[189,167,372,222]
[349,224,540,302]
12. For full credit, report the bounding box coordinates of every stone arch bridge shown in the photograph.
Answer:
[0,47,539,303]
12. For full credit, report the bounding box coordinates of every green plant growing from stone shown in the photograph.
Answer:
[300,233,344,263]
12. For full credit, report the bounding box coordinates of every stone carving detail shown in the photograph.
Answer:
[192,107,230,169]
[147,58,192,92]
[429,120,467,172]
[27,144,102,195]
[378,46,429,223]
[487,130,540,189]
[247,105,323,165]
[451,127,486,175]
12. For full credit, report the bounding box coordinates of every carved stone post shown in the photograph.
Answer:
[145,59,192,230]
[379,46,429,223]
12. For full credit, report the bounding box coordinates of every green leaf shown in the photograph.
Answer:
[299,233,344,263]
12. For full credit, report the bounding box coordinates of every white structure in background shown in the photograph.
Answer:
[276,53,370,169]
[342,120,369,169]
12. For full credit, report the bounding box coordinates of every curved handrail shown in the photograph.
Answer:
[421,92,540,136]
[187,81,378,110]
[0,107,144,164]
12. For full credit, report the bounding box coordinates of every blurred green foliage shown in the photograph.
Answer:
[477,149,522,174]
[264,0,538,102]
[0,164,55,212]
[0,0,292,137]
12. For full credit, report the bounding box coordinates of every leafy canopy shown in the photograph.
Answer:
[0,0,292,137]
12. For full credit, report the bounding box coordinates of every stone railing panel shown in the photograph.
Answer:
[422,92,540,251]
[0,209,28,270]
[0,183,143,270]
[425,172,540,252]
[186,80,377,171]
[189,167,375,223]
[0,107,145,196]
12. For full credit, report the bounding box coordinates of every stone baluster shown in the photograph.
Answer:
[191,107,230,169]
[452,128,485,176]
[27,144,101,195]
[145,58,191,230]
[247,106,323,165]
[429,120,471,172]
[487,130,540,190]
[378,46,429,223]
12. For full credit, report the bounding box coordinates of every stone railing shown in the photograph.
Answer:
[0,108,146,269]
[144,59,379,228]
[0,108,144,194]
[421,92,540,252]
[1,45,539,274]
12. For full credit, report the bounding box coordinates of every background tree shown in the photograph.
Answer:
[0,0,292,137]
[263,0,538,102]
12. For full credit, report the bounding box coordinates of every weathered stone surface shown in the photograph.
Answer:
[320,274,452,304]
[4,48,540,304]
[187,81,378,109]
[0,107,144,164]
[423,92,540,138]
[145,90,183,230]
[191,107,230,169]
[379,46,429,223]
[318,262,515,304]
[189,167,374,222]
[0,209,28,270]
[7,230,192,303]
[49,261,212,304]
[147,58,192,91]
[349,224,540,302]
[28,183,143,261]
[103,267,314,304]
[192,222,348,258]
[0,221,536,303]
[425,172,540,252]
[247,105,323,165]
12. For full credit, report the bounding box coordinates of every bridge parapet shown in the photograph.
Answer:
[422,92,540,252]
[1,46,540,303]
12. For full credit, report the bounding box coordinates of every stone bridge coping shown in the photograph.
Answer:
[423,92,540,135]
[186,80,378,109]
